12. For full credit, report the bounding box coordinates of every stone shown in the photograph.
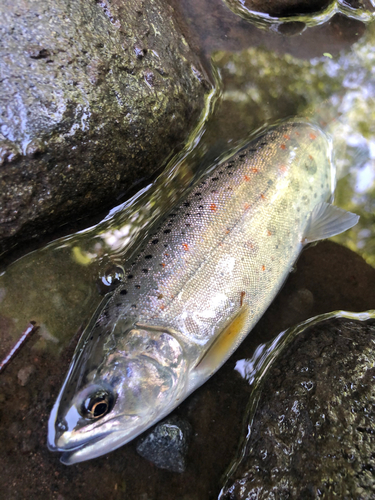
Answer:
[136,416,192,473]
[220,317,375,499]
[17,365,35,387]
[0,0,209,254]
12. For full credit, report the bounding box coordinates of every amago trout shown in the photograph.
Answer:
[48,121,358,464]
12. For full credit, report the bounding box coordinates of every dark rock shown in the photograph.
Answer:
[136,416,192,473]
[0,0,209,254]
[225,0,334,19]
[220,317,375,499]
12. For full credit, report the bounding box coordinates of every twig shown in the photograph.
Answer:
[0,321,39,373]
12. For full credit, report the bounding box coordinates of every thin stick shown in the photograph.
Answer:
[0,321,39,373]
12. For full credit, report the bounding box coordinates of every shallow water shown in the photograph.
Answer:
[1,2,375,498]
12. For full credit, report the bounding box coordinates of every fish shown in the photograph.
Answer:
[48,121,359,464]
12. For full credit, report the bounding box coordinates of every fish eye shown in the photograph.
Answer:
[80,389,115,420]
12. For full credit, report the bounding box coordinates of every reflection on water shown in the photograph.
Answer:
[1,2,375,497]
[224,0,375,30]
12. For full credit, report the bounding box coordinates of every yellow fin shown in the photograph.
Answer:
[194,306,249,377]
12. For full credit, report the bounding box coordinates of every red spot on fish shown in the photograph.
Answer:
[244,202,250,211]
[262,265,266,271]
[225,229,230,234]
[244,175,250,182]
[161,263,166,268]
[260,194,265,200]
[182,243,189,251]
[240,291,246,307]
[279,165,287,173]
[280,144,286,150]
[267,230,272,236]
[210,203,217,212]
[251,168,258,173]
[309,133,317,140]
[160,305,165,310]
[308,154,313,160]
[165,253,169,257]
[283,134,290,140]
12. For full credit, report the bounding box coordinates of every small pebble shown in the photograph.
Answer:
[17,365,35,386]
[136,416,192,473]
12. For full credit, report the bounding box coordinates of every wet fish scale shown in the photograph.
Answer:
[108,122,331,349]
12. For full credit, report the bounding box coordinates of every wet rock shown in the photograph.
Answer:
[17,365,35,387]
[221,318,375,499]
[136,416,192,473]
[0,0,209,254]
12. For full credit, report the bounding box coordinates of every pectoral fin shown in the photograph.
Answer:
[303,202,359,244]
[194,306,249,377]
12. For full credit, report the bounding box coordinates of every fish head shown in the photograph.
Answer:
[48,299,187,464]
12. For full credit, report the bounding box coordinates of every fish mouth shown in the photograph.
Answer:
[56,426,143,465]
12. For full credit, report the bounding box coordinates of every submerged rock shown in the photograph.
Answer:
[221,317,375,499]
[136,416,192,473]
[0,0,209,254]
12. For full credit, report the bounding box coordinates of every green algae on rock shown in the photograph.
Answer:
[0,0,210,254]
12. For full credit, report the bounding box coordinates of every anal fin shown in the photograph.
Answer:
[303,202,359,244]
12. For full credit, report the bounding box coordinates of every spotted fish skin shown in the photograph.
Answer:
[49,122,337,464]
[110,122,331,352]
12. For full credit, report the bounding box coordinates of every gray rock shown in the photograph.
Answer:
[220,317,375,499]
[0,0,209,254]
[136,416,192,473]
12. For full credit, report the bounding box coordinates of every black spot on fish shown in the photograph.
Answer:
[164,229,171,234]
[170,213,176,217]
[142,269,148,274]
[186,223,190,227]
[116,303,122,307]
[120,289,127,295]
[131,304,137,309]
[212,177,219,181]
[184,202,190,207]
[227,163,234,168]
[228,172,233,176]
[164,243,168,248]
[135,285,141,289]
[195,192,201,196]
[152,239,158,245]
[167,222,172,226]
[145,254,152,259]
[128,275,134,279]
[268,180,273,186]
[199,205,203,209]
[239,153,246,158]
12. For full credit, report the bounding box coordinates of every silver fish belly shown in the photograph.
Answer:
[48,122,358,464]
